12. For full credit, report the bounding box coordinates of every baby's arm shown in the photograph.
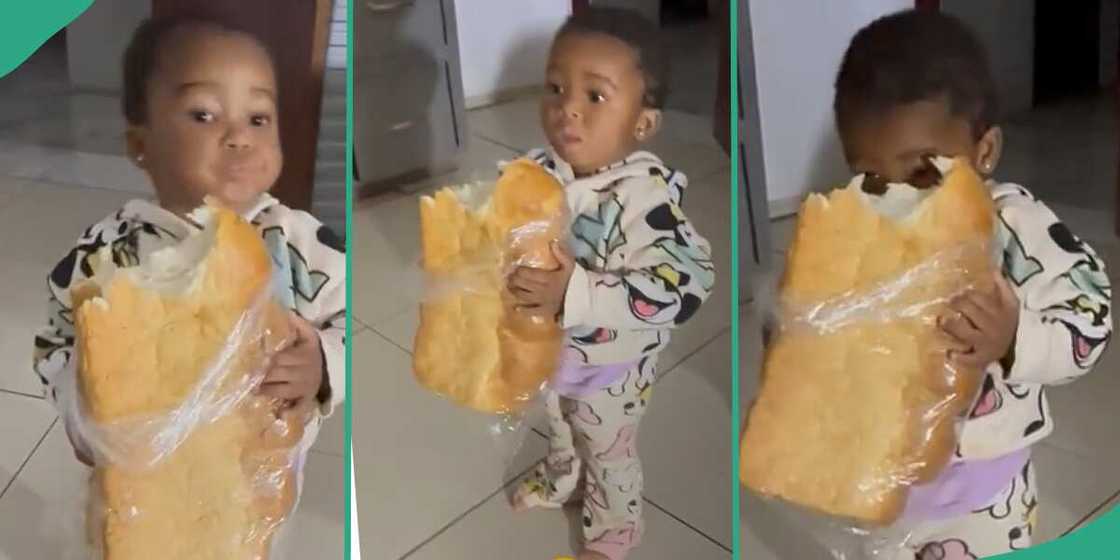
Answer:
[34,243,99,464]
[996,193,1112,385]
[562,185,715,330]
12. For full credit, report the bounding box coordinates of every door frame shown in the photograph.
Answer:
[739,0,774,302]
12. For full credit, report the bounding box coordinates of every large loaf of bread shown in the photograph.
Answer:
[74,203,308,560]
[413,159,567,413]
[740,157,996,525]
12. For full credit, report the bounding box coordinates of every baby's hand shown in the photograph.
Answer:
[508,242,575,320]
[940,271,1020,371]
[258,312,325,407]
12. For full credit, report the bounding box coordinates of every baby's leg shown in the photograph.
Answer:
[892,459,1038,559]
[512,390,583,510]
[574,360,656,560]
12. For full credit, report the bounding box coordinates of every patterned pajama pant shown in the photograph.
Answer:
[520,358,656,560]
[889,460,1038,560]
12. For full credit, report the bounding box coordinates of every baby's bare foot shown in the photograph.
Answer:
[509,483,534,512]
[509,480,559,512]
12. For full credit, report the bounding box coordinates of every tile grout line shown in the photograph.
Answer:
[0,416,58,502]
[471,134,526,155]
[657,325,731,383]
[397,463,537,560]
[367,327,412,357]
[0,388,45,400]
[1063,488,1120,537]
[644,496,731,553]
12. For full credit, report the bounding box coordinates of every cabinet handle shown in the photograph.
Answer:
[366,0,415,12]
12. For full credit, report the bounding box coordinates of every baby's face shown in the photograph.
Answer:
[132,28,282,215]
[540,32,652,176]
[840,99,985,186]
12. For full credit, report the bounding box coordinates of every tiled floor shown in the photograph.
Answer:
[351,96,732,558]
[0,41,344,560]
[742,92,1120,558]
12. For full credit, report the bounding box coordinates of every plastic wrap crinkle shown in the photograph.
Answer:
[69,201,312,560]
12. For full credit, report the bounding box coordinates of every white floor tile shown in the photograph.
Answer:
[0,180,135,395]
[272,451,345,560]
[0,393,55,497]
[351,135,525,326]
[661,167,732,373]
[370,306,418,354]
[407,484,730,560]
[351,329,549,558]
[0,94,127,158]
[0,418,342,560]
[642,332,732,548]
[312,409,345,457]
[351,190,427,325]
[0,141,149,193]
[741,491,837,560]
[466,97,546,153]
[0,421,90,560]
[1070,491,1120,535]
[1032,442,1119,545]
[769,216,796,258]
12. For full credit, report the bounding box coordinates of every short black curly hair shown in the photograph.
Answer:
[122,16,269,125]
[834,10,998,138]
[555,7,670,109]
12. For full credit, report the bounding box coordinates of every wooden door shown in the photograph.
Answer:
[714,0,730,153]
[151,0,332,211]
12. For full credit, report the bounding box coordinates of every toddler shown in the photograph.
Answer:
[831,10,1111,558]
[32,17,345,474]
[506,8,716,560]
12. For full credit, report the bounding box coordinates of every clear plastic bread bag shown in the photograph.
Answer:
[413,158,570,461]
[61,204,313,560]
[740,156,1000,559]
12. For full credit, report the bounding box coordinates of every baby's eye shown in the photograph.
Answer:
[190,110,214,123]
[907,155,942,189]
[547,82,563,95]
[250,114,272,127]
[589,91,606,103]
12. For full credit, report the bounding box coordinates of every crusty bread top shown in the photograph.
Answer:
[75,204,276,424]
[781,156,996,312]
[741,157,998,525]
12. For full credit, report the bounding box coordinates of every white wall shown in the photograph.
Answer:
[453,1,570,105]
[942,0,1035,117]
[748,0,910,212]
[66,0,150,91]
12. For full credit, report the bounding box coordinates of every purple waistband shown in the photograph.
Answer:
[900,447,1031,522]
[551,347,637,398]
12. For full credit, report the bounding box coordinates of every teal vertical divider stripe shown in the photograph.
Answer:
[729,2,741,560]
[0,2,93,78]
[344,0,355,556]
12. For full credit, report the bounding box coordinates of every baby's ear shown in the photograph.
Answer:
[125,126,148,169]
[634,108,662,143]
[976,125,1003,176]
